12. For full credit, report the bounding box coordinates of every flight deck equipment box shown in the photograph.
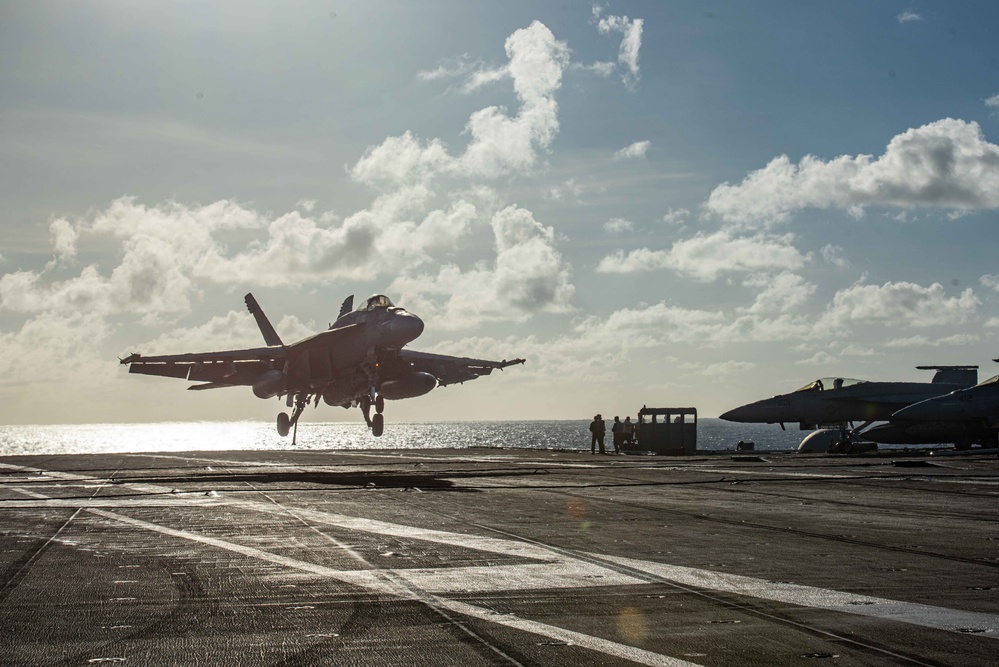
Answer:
[633,407,697,455]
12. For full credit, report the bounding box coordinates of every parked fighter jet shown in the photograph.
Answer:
[120,293,525,442]
[883,362,999,449]
[719,366,978,452]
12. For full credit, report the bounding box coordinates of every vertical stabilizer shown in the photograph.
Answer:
[244,293,284,347]
[917,365,978,386]
[337,295,354,320]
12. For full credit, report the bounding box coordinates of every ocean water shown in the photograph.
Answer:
[0,419,811,457]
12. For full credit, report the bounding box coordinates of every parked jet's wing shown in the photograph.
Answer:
[120,346,287,388]
[399,350,525,386]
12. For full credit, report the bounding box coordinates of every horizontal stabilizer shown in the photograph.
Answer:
[245,293,284,347]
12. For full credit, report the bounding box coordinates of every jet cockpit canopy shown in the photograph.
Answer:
[362,295,394,311]
[794,377,867,393]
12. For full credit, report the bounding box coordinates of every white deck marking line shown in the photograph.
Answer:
[7,487,648,593]
[229,499,581,561]
[83,508,701,667]
[691,467,865,479]
[432,597,701,667]
[600,554,999,636]
[4,460,998,639]
[326,561,644,594]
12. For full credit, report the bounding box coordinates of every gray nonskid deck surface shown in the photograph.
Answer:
[1,448,998,666]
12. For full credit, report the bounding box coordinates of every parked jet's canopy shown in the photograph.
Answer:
[793,377,867,392]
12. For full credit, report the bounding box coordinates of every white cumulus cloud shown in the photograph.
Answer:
[49,218,78,262]
[603,217,633,233]
[886,333,980,347]
[0,196,262,318]
[613,140,650,160]
[201,188,478,286]
[593,5,644,90]
[821,244,850,268]
[351,21,569,187]
[546,179,585,201]
[796,351,838,366]
[980,274,999,292]
[739,273,816,314]
[706,118,999,225]
[0,192,486,316]
[817,280,979,331]
[596,231,809,281]
[389,206,573,329]
[662,208,690,225]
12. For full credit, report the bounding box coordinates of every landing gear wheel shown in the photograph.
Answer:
[372,413,384,437]
[375,395,385,414]
[359,394,373,427]
[277,412,291,437]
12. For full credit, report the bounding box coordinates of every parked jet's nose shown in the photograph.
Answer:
[389,311,424,344]
[719,397,785,423]
[719,404,754,422]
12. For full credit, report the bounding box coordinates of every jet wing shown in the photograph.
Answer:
[120,346,286,388]
[399,350,525,387]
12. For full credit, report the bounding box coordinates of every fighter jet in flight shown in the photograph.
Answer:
[120,293,525,441]
[883,362,999,449]
[719,366,978,452]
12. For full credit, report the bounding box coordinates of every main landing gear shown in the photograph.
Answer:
[276,393,310,445]
[360,392,386,437]
[829,420,876,455]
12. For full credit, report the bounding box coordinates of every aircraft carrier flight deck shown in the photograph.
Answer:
[2,446,998,666]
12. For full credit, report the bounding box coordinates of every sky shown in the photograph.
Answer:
[3,1,999,425]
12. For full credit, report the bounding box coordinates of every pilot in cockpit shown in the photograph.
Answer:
[365,295,394,311]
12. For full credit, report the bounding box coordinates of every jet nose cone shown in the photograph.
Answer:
[391,311,424,344]
[719,406,749,422]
